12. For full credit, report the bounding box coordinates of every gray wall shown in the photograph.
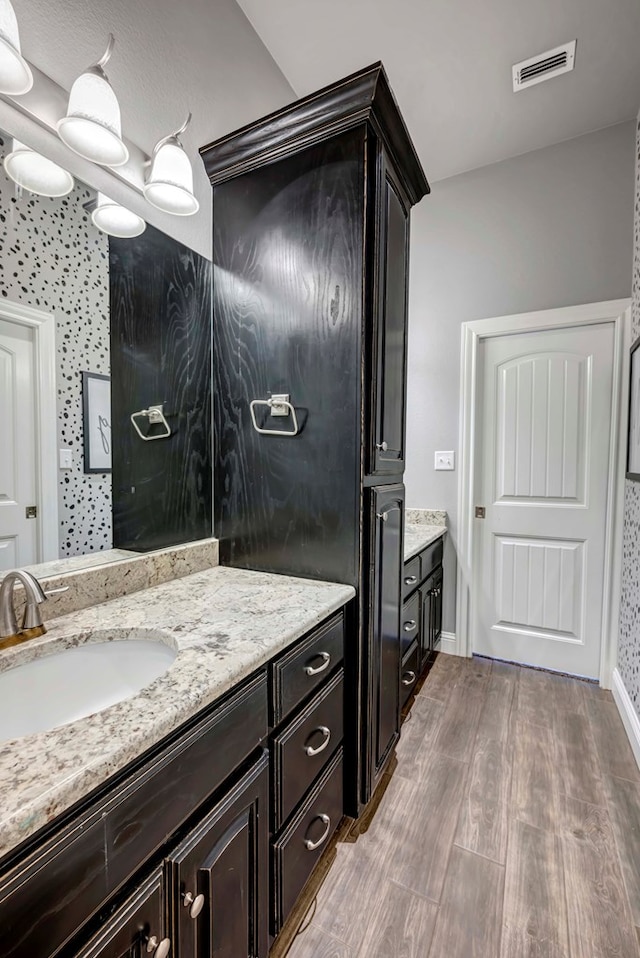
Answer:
[405,119,636,634]
[617,114,640,718]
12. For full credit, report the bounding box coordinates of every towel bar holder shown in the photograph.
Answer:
[249,394,300,437]
[130,404,172,441]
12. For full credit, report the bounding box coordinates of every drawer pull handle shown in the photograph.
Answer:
[304,813,331,851]
[403,619,416,632]
[183,891,205,919]
[304,652,331,676]
[404,575,418,585]
[146,936,171,957]
[305,725,331,756]
[402,670,416,687]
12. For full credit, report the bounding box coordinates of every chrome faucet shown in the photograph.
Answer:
[0,570,47,650]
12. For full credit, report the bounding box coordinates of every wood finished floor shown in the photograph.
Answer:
[286,655,640,958]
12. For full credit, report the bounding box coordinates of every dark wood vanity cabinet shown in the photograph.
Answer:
[401,537,445,710]
[200,62,429,813]
[0,608,350,958]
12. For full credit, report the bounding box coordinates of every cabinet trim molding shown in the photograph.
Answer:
[199,62,429,206]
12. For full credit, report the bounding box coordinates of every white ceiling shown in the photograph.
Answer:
[236,0,640,182]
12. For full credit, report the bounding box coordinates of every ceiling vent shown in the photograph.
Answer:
[512,40,577,92]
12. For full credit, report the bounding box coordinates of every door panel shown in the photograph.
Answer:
[167,752,269,958]
[371,160,409,476]
[70,869,166,958]
[496,353,587,502]
[475,323,615,677]
[367,484,403,794]
[0,318,38,569]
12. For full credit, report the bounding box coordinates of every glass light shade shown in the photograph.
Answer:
[4,140,74,196]
[0,0,33,94]
[144,140,199,216]
[57,70,128,167]
[91,192,146,238]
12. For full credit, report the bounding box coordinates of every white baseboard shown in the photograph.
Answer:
[611,668,640,772]
[439,631,457,655]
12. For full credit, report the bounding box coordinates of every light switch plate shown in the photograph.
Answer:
[59,448,73,470]
[434,450,455,471]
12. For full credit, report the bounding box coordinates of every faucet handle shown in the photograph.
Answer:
[19,571,47,632]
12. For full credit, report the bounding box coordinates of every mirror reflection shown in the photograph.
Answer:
[0,131,114,571]
[0,131,212,575]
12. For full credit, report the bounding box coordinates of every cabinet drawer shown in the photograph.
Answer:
[401,642,420,709]
[272,613,344,723]
[420,537,443,580]
[401,591,420,657]
[273,671,343,830]
[272,747,343,934]
[402,555,420,599]
[0,673,268,958]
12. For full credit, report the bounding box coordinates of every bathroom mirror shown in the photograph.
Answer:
[0,130,212,577]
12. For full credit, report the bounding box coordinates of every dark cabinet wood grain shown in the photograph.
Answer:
[110,225,212,553]
[211,128,364,586]
[166,751,269,958]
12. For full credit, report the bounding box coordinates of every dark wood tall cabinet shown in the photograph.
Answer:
[200,63,429,811]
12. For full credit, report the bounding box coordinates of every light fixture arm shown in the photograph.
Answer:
[152,111,192,155]
[84,33,115,79]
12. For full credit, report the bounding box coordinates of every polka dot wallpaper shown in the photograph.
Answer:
[618,114,640,715]
[0,161,112,557]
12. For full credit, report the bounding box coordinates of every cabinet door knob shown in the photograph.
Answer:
[376,440,388,452]
[402,671,416,686]
[403,619,416,632]
[377,511,388,522]
[304,725,331,756]
[304,651,330,676]
[183,891,205,919]
[404,575,417,585]
[146,936,171,957]
[304,813,331,851]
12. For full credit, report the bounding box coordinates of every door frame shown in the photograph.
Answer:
[0,299,58,562]
[456,299,631,687]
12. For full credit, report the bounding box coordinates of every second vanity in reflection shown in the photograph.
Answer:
[0,563,354,958]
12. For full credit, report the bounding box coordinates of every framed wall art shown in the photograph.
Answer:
[82,371,112,473]
[627,336,640,481]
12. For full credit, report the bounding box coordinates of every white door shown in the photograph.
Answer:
[0,317,39,570]
[474,322,615,678]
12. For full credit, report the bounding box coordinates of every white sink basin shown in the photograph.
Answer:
[0,633,177,742]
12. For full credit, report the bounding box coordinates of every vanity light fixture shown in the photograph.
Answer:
[90,192,146,238]
[57,35,129,168]
[0,0,32,95]
[4,139,74,197]
[144,112,199,216]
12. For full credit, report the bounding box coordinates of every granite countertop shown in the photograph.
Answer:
[404,523,446,562]
[0,567,355,860]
